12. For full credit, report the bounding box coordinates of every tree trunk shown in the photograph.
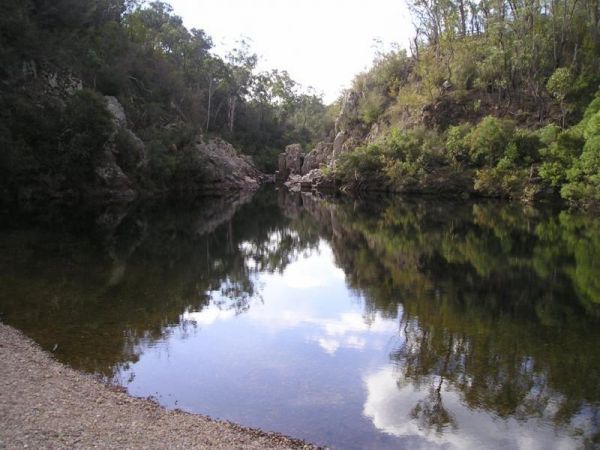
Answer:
[206,77,213,132]
[228,96,237,133]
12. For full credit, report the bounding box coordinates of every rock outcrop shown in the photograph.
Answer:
[284,169,337,193]
[277,144,305,181]
[97,97,261,199]
[335,90,360,133]
[91,149,136,202]
[301,142,333,175]
[191,136,261,193]
[89,96,147,202]
[278,88,366,193]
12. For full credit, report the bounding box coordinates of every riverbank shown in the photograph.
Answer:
[0,322,318,450]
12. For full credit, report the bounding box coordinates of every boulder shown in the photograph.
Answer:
[189,136,261,193]
[276,143,306,182]
[284,168,336,193]
[285,144,304,175]
[301,142,333,175]
[366,122,381,143]
[341,136,361,153]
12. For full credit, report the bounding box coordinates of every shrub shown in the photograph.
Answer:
[537,124,561,146]
[359,91,386,125]
[539,128,585,187]
[561,135,600,205]
[584,110,600,139]
[464,116,515,166]
[60,90,115,181]
[474,164,529,198]
[582,91,600,121]
[336,144,384,182]
[446,123,471,164]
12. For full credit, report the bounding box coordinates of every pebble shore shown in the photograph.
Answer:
[0,323,320,450]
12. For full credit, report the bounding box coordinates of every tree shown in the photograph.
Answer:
[547,67,573,127]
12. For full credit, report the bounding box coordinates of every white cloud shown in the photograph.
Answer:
[182,307,236,326]
[282,244,345,289]
[363,366,589,450]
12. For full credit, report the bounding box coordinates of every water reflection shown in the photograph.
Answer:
[1,189,600,449]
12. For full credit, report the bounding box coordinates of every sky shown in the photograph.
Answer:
[167,0,414,103]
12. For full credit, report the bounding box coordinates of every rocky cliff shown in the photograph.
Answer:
[7,69,262,207]
[275,90,368,193]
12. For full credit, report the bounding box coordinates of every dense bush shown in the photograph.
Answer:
[60,90,115,181]
[464,116,516,166]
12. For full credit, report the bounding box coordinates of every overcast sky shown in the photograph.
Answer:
[167,0,414,103]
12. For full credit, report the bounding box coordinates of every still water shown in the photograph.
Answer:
[1,189,600,449]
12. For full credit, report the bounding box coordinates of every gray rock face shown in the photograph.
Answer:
[119,129,147,170]
[335,90,359,133]
[99,97,261,198]
[285,144,304,175]
[105,96,127,128]
[40,69,83,98]
[82,96,143,202]
[284,168,336,193]
[332,131,347,156]
[366,122,381,143]
[301,142,333,175]
[276,143,305,181]
[278,89,367,191]
[92,148,137,202]
[191,136,261,193]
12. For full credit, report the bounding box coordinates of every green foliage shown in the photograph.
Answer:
[536,124,561,146]
[336,144,385,183]
[561,133,600,206]
[0,88,115,192]
[539,128,585,187]
[61,90,114,162]
[445,124,471,164]
[359,92,386,125]
[547,68,573,104]
[474,165,530,198]
[538,93,600,205]
[336,126,446,189]
[582,92,600,121]
[464,116,516,166]
[584,110,600,139]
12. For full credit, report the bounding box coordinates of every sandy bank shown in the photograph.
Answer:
[0,323,319,449]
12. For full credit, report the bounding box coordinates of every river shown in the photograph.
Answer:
[1,188,599,449]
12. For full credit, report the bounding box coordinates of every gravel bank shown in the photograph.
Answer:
[0,323,319,449]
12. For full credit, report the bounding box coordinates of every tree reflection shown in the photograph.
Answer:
[0,189,319,376]
[2,188,600,446]
[288,193,600,443]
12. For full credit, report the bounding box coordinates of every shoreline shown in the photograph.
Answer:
[0,322,320,450]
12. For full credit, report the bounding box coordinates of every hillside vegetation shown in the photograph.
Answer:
[327,0,600,208]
